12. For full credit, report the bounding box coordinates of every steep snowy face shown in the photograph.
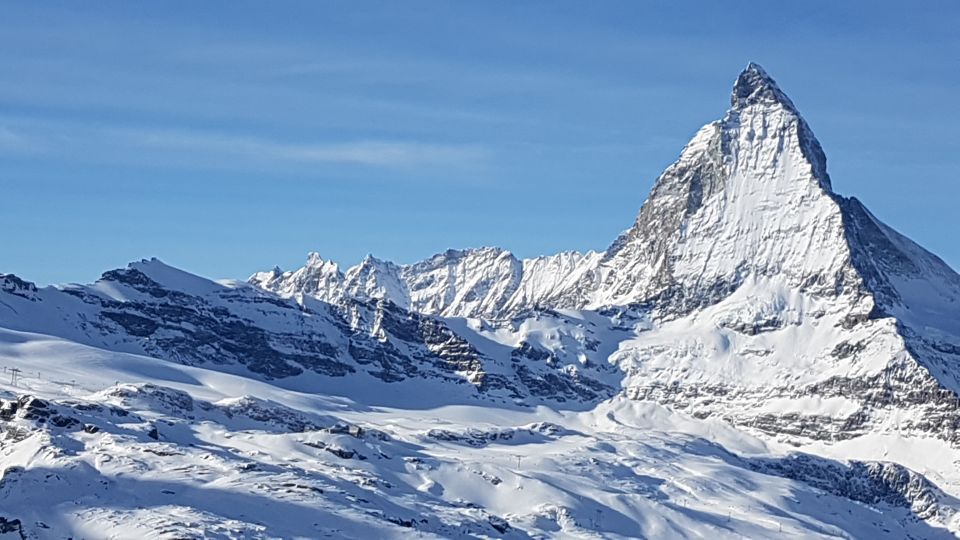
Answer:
[503,250,604,313]
[839,197,960,336]
[400,248,522,318]
[342,255,410,307]
[397,248,608,318]
[586,63,860,315]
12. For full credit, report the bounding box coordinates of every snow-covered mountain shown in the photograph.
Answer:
[3,63,960,538]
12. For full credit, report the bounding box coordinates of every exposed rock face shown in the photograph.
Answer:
[425,422,569,448]
[749,454,946,520]
[0,517,25,540]
[0,274,37,300]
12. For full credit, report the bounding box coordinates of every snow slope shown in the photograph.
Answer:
[1,329,956,539]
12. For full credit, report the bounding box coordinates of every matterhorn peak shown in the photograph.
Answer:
[731,62,797,112]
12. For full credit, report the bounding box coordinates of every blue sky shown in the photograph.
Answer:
[3,1,959,285]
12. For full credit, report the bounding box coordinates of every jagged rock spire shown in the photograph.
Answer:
[731,62,797,112]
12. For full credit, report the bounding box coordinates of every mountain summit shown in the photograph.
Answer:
[731,62,797,111]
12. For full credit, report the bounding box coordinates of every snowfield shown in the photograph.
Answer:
[1,329,956,539]
[4,63,960,538]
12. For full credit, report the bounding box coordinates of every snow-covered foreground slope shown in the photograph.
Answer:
[1,328,956,539]
[4,63,960,538]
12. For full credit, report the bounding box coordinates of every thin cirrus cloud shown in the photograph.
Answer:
[132,129,490,168]
[0,126,42,154]
[0,118,489,171]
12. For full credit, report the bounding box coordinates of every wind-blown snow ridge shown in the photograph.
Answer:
[3,63,960,538]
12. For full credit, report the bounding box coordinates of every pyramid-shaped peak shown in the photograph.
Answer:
[731,62,797,112]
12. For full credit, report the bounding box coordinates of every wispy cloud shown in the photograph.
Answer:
[131,129,489,168]
[0,117,489,171]
[0,126,41,154]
